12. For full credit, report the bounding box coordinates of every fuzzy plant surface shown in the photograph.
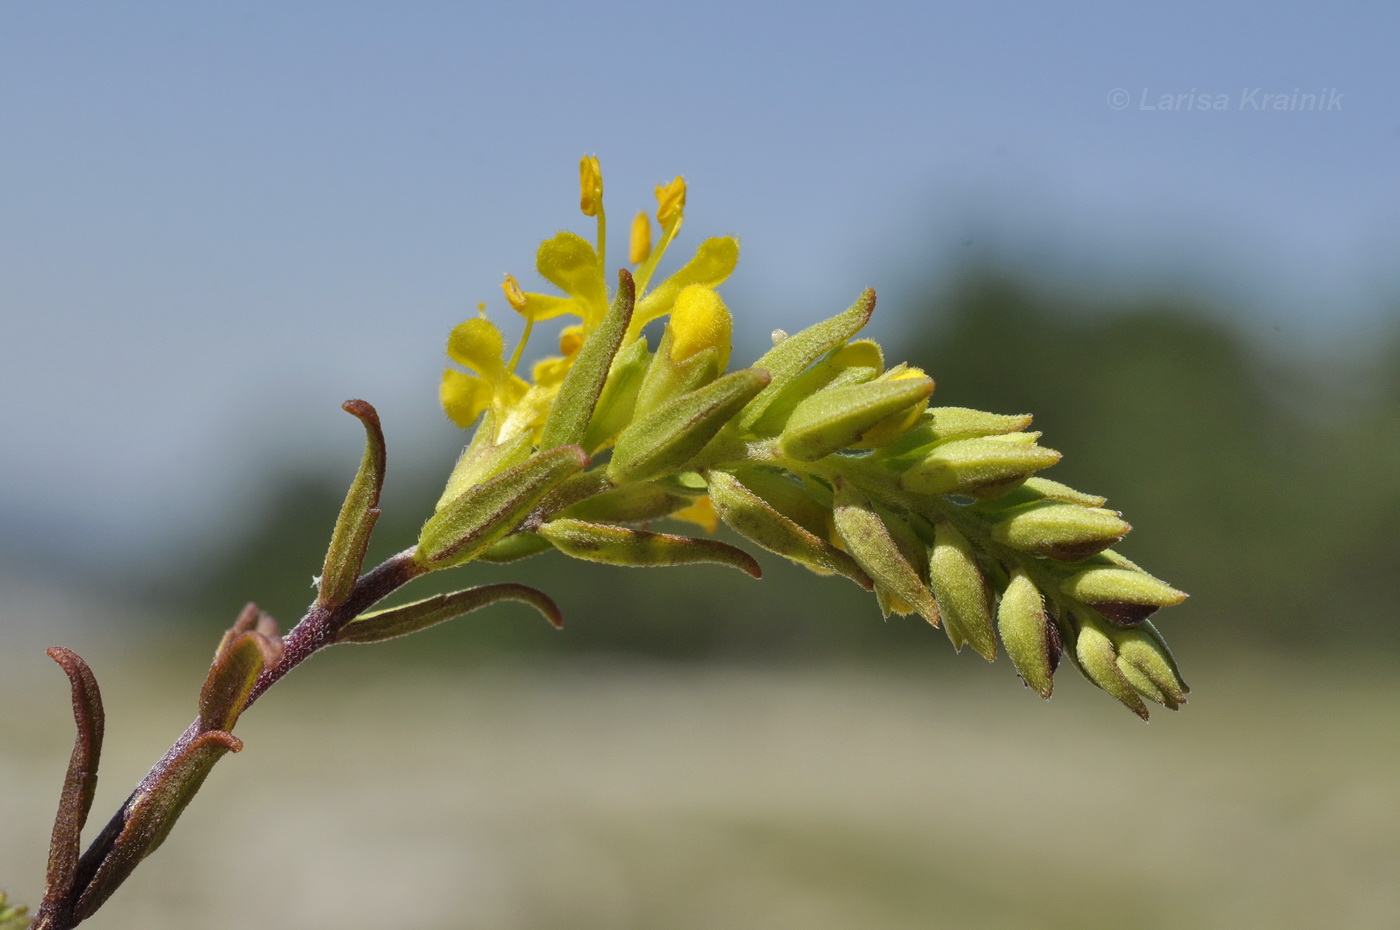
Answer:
[14,159,1186,929]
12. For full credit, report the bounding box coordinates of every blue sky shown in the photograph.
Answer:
[2,1,1396,563]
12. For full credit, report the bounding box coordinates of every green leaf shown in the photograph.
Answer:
[608,368,770,484]
[418,445,589,569]
[540,270,636,450]
[537,518,762,577]
[739,288,876,429]
[318,400,386,608]
[73,731,243,922]
[707,470,872,589]
[337,583,563,643]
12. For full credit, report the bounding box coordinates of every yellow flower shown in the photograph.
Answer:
[507,158,741,346]
[441,157,743,444]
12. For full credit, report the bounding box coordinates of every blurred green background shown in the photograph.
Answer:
[3,3,1399,928]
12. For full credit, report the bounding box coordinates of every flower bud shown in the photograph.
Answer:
[560,481,693,524]
[831,478,938,624]
[538,518,761,577]
[743,340,883,435]
[990,501,1130,562]
[609,368,770,484]
[1060,565,1187,627]
[996,569,1060,697]
[973,475,1107,512]
[669,285,732,370]
[540,270,635,450]
[928,522,997,660]
[1072,616,1149,720]
[779,375,934,461]
[1112,621,1189,708]
[582,336,651,452]
[900,436,1061,498]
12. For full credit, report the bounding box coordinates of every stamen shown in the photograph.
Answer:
[630,211,652,264]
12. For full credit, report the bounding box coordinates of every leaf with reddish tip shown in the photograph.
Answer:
[198,631,279,734]
[42,647,105,916]
[73,731,242,922]
[318,400,387,608]
[337,583,564,642]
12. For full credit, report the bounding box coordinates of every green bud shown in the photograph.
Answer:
[990,501,1131,562]
[317,400,386,609]
[476,532,554,563]
[559,481,693,524]
[539,270,635,450]
[609,368,771,484]
[928,522,997,660]
[973,475,1108,512]
[779,376,935,462]
[1113,621,1189,708]
[706,470,872,589]
[875,407,1034,463]
[582,335,651,452]
[831,478,938,624]
[537,518,762,577]
[336,583,563,643]
[996,569,1060,697]
[436,411,534,510]
[633,328,727,420]
[418,445,589,569]
[1072,616,1149,720]
[744,340,883,436]
[1060,565,1188,627]
[900,436,1062,498]
[739,288,877,429]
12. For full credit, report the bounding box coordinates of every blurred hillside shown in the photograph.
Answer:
[154,267,1400,660]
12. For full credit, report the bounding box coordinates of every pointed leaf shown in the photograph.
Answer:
[540,271,635,450]
[608,368,770,484]
[707,470,871,588]
[42,647,105,916]
[73,731,242,921]
[318,400,386,608]
[337,583,563,643]
[418,445,589,569]
[739,288,876,429]
[537,517,761,577]
[198,632,278,734]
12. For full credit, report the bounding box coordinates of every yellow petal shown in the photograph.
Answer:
[446,318,508,379]
[531,355,573,387]
[633,236,740,330]
[536,231,606,318]
[670,495,720,533]
[516,291,582,322]
[440,369,493,427]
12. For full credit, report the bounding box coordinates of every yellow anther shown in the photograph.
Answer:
[501,274,528,313]
[579,155,603,217]
[655,176,686,226]
[629,210,652,264]
[668,284,731,367]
